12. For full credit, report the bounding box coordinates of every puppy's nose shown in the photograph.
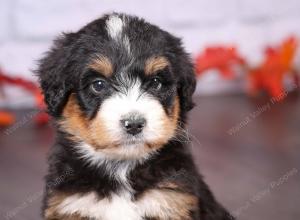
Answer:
[121,116,146,135]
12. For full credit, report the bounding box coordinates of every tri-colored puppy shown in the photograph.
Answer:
[38,13,234,220]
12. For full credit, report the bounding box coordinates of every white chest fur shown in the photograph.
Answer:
[58,191,141,220]
[56,189,196,220]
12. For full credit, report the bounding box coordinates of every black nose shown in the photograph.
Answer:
[121,117,146,135]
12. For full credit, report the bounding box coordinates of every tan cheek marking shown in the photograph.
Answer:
[89,114,118,150]
[59,94,90,142]
[147,96,180,149]
[145,56,169,76]
[138,189,198,220]
[59,94,115,149]
[88,55,113,77]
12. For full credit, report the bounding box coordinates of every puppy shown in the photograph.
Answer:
[38,13,234,220]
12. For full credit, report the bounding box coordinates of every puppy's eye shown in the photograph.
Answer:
[91,80,106,93]
[150,77,162,90]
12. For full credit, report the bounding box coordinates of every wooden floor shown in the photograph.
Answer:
[0,94,299,220]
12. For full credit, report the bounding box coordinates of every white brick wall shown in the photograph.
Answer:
[0,0,11,42]
[0,0,300,106]
[238,0,300,21]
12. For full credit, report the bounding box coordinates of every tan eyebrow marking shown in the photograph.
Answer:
[88,55,113,77]
[145,56,169,75]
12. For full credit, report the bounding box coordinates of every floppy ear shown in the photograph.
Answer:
[37,33,76,117]
[177,53,197,113]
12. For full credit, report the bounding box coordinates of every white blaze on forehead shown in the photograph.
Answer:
[106,15,124,39]
[106,14,131,54]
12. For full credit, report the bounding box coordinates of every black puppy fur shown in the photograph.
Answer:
[38,13,234,220]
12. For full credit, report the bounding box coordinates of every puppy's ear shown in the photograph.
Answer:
[37,33,76,117]
[177,53,197,113]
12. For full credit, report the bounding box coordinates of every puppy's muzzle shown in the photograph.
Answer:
[120,113,146,136]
